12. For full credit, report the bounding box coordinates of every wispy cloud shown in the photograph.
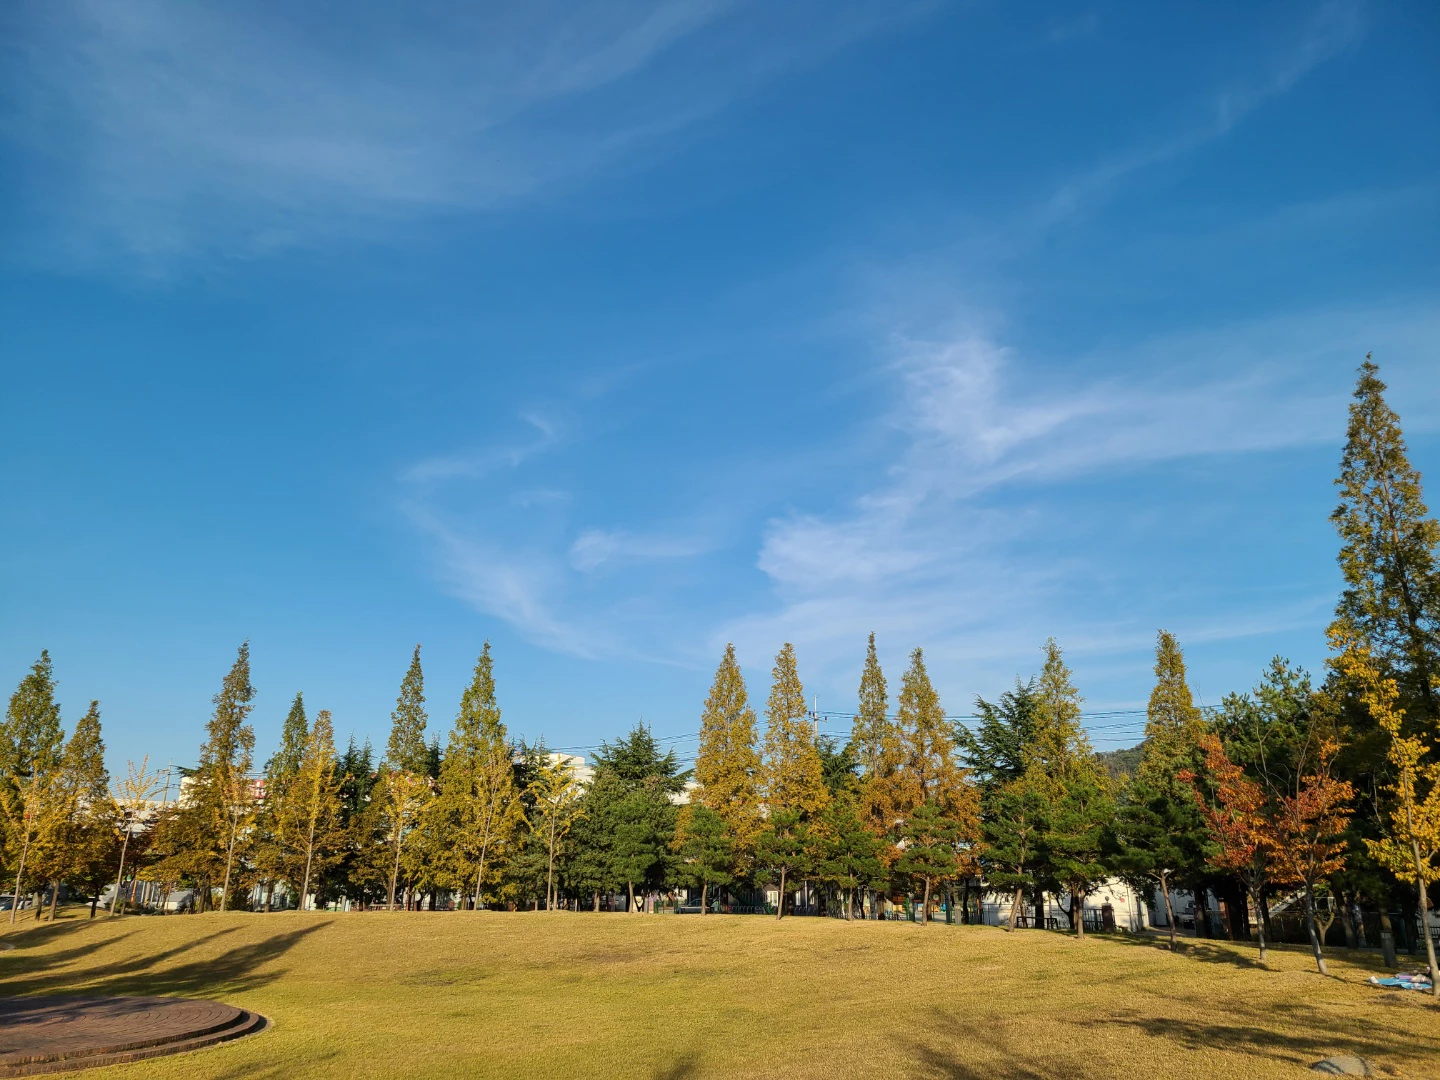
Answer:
[1036,1,1363,230]
[716,300,1436,694]
[0,0,929,267]
[570,528,713,572]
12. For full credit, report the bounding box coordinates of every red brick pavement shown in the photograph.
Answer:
[0,996,266,1075]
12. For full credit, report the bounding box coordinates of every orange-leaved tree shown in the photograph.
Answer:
[1268,739,1354,975]
[1183,734,1273,960]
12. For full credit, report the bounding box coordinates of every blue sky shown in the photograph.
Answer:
[2,0,1437,774]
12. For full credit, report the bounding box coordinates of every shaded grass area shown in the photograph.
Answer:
[2,910,1438,1079]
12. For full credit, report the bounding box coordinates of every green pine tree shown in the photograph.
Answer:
[815,795,885,920]
[674,804,734,913]
[896,800,969,925]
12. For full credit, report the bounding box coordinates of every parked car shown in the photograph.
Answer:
[0,895,33,912]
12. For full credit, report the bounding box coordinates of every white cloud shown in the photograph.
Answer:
[569,528,711,572]
[0,0,929,266]
[717,301,1438,693]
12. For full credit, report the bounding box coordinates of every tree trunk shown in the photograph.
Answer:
[921,879,932,925]
[1006,885,1023,931]
[220,813,240,913]
[474,845,488,911]
[1033,888,1044,930]
[89,890,99,919]
[264,879,274,914]
[387,829,402,911]
[1302,881,1328,975]
[1249,883,1267,962]
[47,879,60,921]
[1337,890,1357,949]
[1194,888,1209,939]
[10,829,33,926]
[1159,871,1177,951]
[627,880,635,913]
[1074,886,1086,939]
[700,882,709,915]
[592,890,600,913]
[1411,838,1439,998]
[1260,881,1275,943]
[1379,909,1398,968]
[776,868,787,922]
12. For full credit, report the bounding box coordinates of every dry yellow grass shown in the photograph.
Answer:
[2,909,1438,1078]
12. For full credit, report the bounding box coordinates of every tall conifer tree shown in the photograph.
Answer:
[760,643,827,819]
[1,653,64,911]
[380,645,431,909]
[35,701,110,919]
[896,648,965,811]
[256,692,308,909]
[1117,631,1210,946]
[431,644,523,908]
[1331,355,1440,727]
[280,708,344,911]
[693,644,762,867]
[849,633,892,778]
[388,646,429,775]
[204,643,257,911]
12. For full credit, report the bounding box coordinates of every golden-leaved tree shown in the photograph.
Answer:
[692,643,762,878]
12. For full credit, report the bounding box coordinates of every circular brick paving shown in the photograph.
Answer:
[0,997,267,1075]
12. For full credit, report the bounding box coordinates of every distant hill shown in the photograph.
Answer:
[1095,744,1144,781]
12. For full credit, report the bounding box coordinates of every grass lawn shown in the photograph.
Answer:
[2,909,1438,1079]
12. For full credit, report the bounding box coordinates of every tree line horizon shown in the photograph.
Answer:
[3,356,1438,997]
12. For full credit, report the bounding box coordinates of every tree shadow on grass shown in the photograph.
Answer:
[897,1007,1098,1079]
[1093,1002,1440,1069]
[1089,931,1274,971]
[653,1049,701,1079]
[1096,929,1401,975]
[899,997,1440,1079]
[0,922,332,1000]
[0,914,116,952]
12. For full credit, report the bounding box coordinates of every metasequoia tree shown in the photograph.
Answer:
[693,644,762,876]
[383,646,430,910]
[1027,639,1110,937]
[1,651,64,919]
[280,709,344,911]
[760,644,828,819]
[1183,734,1274,960]
[1119,631,1209,947]
[255,692,307,910]
[1331,355,1440,728]
[434,645,523,909]
[33,701,110,920]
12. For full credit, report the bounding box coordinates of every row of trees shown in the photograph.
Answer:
[1,358,1436,994]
